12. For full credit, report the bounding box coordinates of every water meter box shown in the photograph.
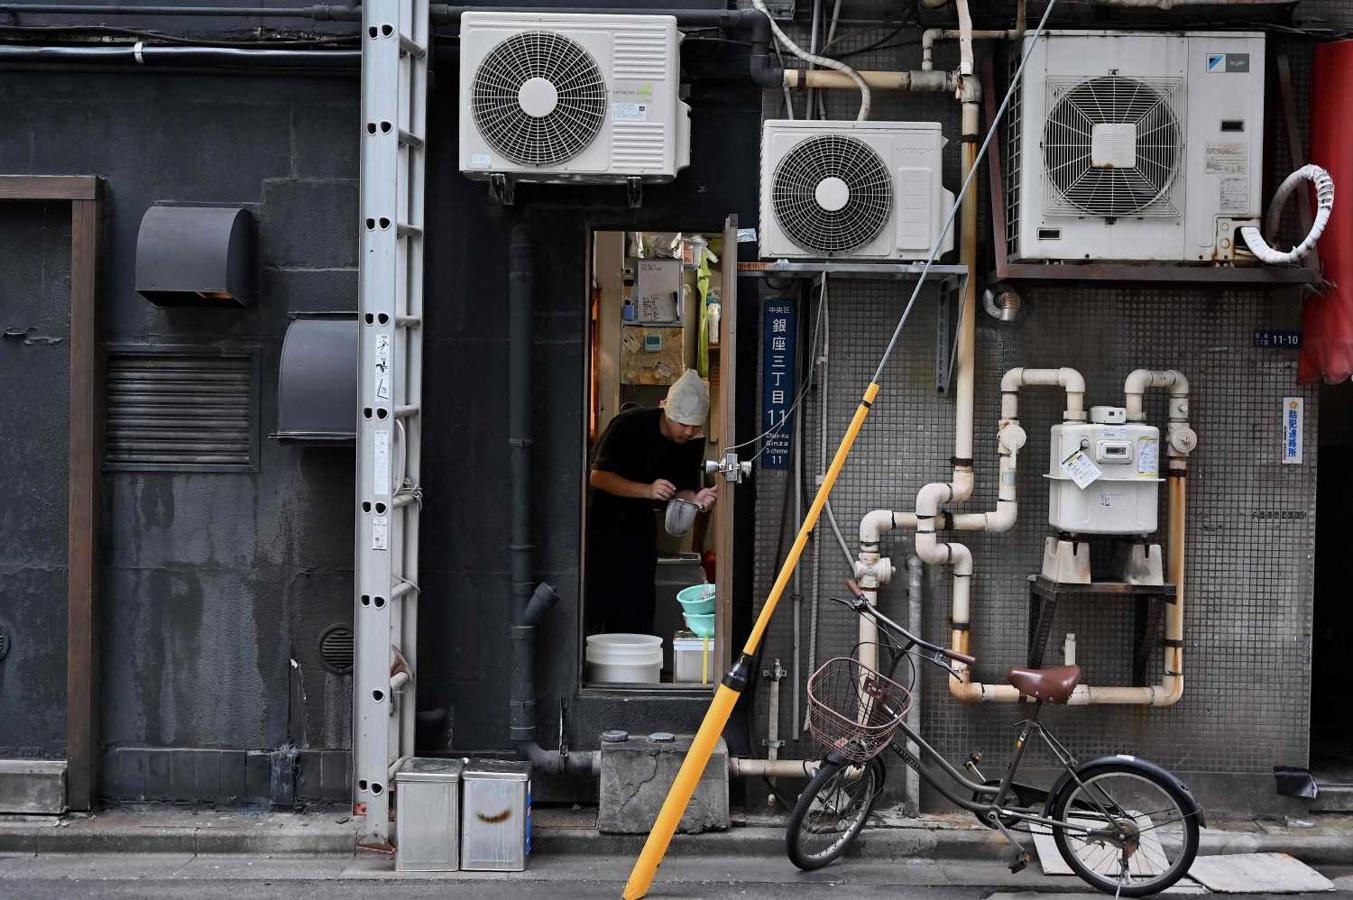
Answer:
[1047,420,1161,535]
[394,758,463,872]
[460,760,531,872]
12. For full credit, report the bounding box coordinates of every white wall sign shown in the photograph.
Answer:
[1282,397,1303,465]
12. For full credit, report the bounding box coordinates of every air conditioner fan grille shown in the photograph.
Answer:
[771,134,893,255]
[1043,75,1183,218]
[471,30,607,167]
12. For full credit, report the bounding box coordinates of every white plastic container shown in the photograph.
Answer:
[673,633,715,684]
[586,633,662,684]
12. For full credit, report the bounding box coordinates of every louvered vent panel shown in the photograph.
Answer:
[612,30,667,79]
[106,353,255,471]
[611,122,666,169]
[1004,52,1023,259]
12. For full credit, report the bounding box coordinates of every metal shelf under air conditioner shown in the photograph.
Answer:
[981,55,1323,288]
[738,260,970,394]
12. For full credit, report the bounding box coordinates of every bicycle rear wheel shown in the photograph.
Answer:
[1051,762,1200,897]
[785,756,883,870]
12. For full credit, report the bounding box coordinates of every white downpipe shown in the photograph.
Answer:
[729,757,821,778]
[904,555,923,814]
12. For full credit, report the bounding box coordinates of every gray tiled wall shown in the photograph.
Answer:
[750,16,1328,816]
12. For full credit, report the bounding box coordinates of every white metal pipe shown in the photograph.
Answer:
[1124,369,1189,422]
[783,68,955,92]
[904,554,923,815]
[729,757,821,778]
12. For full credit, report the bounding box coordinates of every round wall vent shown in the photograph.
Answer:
[319,624,353,674]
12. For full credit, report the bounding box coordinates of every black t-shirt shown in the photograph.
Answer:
[589,408,705,535]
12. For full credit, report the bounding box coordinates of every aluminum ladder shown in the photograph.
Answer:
[355,0,428,847]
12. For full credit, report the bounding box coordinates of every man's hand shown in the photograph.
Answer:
[694,485,719,511]
[648,479,677,501]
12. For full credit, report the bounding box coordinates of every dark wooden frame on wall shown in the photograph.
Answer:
[0,176,103,811]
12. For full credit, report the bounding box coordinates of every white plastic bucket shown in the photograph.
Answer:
[586,633,662,684]
[672,634,715,684]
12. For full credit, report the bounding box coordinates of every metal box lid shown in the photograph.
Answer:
[462,759,531,782]
[396,757,465,784]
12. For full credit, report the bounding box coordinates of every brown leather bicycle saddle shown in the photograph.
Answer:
[1006,665,1081,703]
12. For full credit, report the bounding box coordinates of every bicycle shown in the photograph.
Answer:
[785,580,1203,898]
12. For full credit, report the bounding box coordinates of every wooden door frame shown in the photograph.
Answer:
[0,175,103,811]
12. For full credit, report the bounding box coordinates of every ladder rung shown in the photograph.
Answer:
[394,404,419,419]
[396,223,423,239]
[390,670,412,691]
[397,128,425,150]
[396,315,421,328]
[391,580,418,600]
[398,34,426,58]
[393,491,419,508]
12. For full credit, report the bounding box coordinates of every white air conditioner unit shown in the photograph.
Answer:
[458,12,690,185]
[759,120,954,260]
[1008,30,1266,263]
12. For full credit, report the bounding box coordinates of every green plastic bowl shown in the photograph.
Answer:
[683,612,716,638]
[676,584,716,616]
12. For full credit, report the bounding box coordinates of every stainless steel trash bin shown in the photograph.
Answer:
[460,759,531,871]
[394,757,463,872]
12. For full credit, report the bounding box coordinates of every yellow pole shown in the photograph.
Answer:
[623,381,880,900]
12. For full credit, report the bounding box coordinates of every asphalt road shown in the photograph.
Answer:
[0,855,1347,899]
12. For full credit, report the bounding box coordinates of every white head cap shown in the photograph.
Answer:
[664,369,709,426]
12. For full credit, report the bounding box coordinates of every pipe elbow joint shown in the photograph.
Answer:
[916,482,952,517]
[985,502,1018,533]
[1000,367,1025,393]
[859,509,896,545]
[948,672,983,703]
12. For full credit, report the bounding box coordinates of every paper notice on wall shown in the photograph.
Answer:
[1204,143,1248,176]
[1282,397,1304,465]
[372,513,389,550]
[1136,437,1160,477]
[1060,448,1103,489]
[1220,176,1250,213]
[373,429,390,497]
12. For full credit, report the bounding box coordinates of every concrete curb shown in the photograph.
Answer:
[2,818,1350,866]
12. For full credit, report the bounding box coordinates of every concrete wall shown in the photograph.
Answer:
[0,66,360,803]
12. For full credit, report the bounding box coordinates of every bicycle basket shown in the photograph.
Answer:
[807,656,912,763]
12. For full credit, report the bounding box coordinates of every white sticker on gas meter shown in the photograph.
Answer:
[1220,176,1250,212]
[374,332,392,402]
[1205,143,1247,175]
[371,514,389,550]
[373,430,390,497]
[1060,448,1103,489]
[612,102,649,122]
[1136,436,1160,477]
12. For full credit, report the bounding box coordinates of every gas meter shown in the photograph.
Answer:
[1047,406,1161,535]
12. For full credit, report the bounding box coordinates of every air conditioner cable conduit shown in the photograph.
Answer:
[1240,164,1335,265]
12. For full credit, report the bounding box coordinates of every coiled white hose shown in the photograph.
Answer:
[751,0,871,121]
[1239,164,1335,265]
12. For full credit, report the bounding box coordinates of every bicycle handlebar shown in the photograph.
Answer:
[841,579,978,667]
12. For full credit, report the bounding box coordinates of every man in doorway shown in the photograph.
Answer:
[586,370,719,635]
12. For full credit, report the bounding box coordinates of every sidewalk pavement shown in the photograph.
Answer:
[1,805,1351,865]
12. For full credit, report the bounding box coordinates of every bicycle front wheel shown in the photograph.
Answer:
[785,756,883,871]
[1051,762,1200,897]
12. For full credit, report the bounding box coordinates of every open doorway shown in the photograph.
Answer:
[1313,380,1353,790]
[580,228,734,690]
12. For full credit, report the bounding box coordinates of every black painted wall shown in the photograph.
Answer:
[0,5,763,802]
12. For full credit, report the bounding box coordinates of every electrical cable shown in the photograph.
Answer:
[870,0,1057,386]
[751,0,871,120]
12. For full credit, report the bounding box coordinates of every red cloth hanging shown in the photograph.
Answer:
[1304,40,1353,383]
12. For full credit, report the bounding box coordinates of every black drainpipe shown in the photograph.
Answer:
[507,222,594,776]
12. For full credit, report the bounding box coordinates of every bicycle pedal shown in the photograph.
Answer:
[1008,851,1031,874]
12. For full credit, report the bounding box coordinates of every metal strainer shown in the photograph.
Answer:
[664,498,701,536]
